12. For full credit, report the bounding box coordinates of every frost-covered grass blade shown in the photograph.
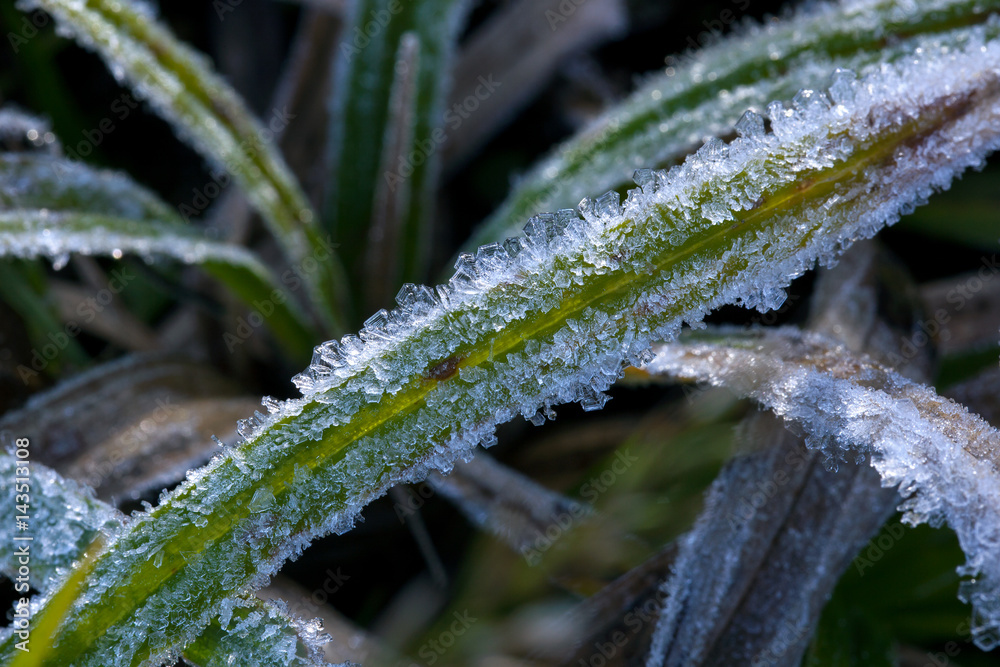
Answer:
[6,14,1000,664]
[0,453,337,666]
[464,0,1000,253]
[641,327,1000,649]
[0,211,317,360]
[17,0,350,333]
[0,144,319,358]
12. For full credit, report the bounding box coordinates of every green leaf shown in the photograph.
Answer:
[325,0,471,312]
[0,211,317,359]
[462,0,1000,255]
[19,0,350,333]
[0,147,318,359]
[0,452,333,666]
[9,14,1000,663]
[0,259,90,372]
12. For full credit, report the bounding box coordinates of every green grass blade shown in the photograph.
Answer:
[0,211,317,359]
[18,0,349,333]
[463,0,1000,255]
[325,0,471,313]
[0,260,90,372]
[0,151,179,221]
[7,15,1000,666]
[0,453,333,666]
[0,148,318,358]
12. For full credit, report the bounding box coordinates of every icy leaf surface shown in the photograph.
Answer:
[0,449,120,595]
[18,0,348,331]
[645,243,917,666]
[181,597,341,667]
[643,327,1000,649]
[0,145,317,353]
[0,152,177,221]
[0,448,336,666]
[465,0,1000,254]
[11,15,1000,666]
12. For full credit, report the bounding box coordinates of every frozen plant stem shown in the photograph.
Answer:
[8,18,1000,666]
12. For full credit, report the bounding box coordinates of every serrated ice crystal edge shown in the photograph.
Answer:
[0,450,336,665]
[470,0,1000,251]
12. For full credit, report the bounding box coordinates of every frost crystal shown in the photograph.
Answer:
[25,12,1000,666]
[644,328,1000,648]
[469,0,1000,250]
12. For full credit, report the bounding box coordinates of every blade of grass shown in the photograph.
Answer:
[0,129,321,360]
[0,211,317,360]
[324,0,471,314]
[0,452,334,666]
[0,259,90,372]
[642,325,1000,649]
[461,0,1000,256]
[17,0,350,333]
[8,17,1000,665]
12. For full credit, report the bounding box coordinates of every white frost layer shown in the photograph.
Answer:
[476,0,994,248]
[49,16,1000,667]
[644,327,1000,649]
[0,448,337,665]
[0,152,178,221]
[0,210,269,276]
[0,448,122,594]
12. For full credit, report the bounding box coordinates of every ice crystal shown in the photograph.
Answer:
[23,14,1000,666]
[644,328,1000,648]
[469,0,1000,250]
